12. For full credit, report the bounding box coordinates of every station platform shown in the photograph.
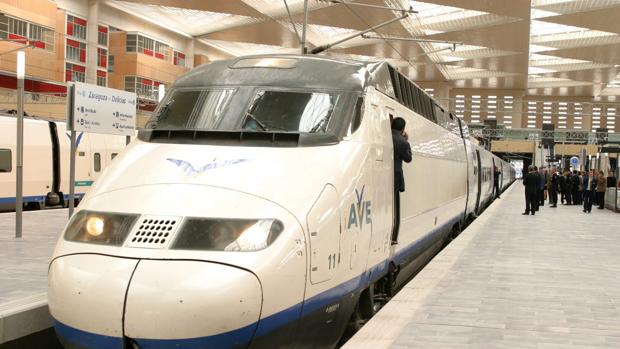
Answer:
[0,209,67,344]
[344,183,620,349]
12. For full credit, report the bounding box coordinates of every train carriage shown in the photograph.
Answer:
[47,55,514,349]
[0,115,126,212]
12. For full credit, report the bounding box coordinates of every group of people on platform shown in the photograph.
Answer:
[522,166,608,215]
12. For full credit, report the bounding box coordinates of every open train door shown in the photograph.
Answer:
[475,149,482,213]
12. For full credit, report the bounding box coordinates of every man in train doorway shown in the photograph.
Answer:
[391,117,412,244]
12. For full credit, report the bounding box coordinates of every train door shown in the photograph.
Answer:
[368,98,392,265]
[475,150,482,213]
[307,184,341,285]
[492,158,496,196]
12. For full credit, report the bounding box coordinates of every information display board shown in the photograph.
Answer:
[72,82,136,136]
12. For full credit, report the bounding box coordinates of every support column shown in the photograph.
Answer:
[86,0,99,85]
[187,38,195,69]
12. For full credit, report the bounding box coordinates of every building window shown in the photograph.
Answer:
[66,39,86,63]
[137,34,154,55]
[125,75,164,101]
[97,47,107,68]
[173,50,185,66]
[126,33,170,61]
[97,70,106,87]
[154,41,170,60]
[0,14,54,52]
[66,14,86,40]
[98,25,107,46]
[66,63,85,82]
[108,55,114,72]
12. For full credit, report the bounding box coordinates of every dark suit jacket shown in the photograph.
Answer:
[583,176,597,192]
[551,173,559,190]
[392,129,412,192]
[523,171,539,194]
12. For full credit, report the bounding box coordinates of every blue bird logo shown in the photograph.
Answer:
[166,158,249,176]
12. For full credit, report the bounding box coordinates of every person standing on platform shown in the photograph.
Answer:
[572,170,581,205]
[559,170,566,204]
[549,167,559,207]
[582,170,597,213]
[564,171,573,205]
[494,166,502,199]
[391,117,412,244]
[596,170,607,209]
[537,167,545,209]
[523,166,539,215]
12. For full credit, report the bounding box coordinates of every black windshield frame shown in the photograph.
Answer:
[139,86,361,147]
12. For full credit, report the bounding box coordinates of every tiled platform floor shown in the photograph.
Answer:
[344,183,620,349]
[0,209,67,304]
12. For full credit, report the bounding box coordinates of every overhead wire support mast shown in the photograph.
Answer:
[310,12,409,54]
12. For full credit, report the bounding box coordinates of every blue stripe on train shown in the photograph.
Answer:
[0,194,84,205]
[53,216,460,348]
[0,195,46,204]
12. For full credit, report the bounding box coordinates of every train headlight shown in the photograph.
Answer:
[171,218,284,252]
[64,210,138,245]
[85,217,104,237]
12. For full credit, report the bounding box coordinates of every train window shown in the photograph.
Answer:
[348,97,364,135]
[94,153,101,172]
[147,88,235,130]
[243,90,339,133]
[111,153,118,160]
[78,151,85,157]
[0,149,11,173]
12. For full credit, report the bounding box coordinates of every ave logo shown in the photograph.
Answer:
[347,186,372,229]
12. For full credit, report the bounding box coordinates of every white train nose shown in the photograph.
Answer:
[49,256,263,349]
[124,260,262,347]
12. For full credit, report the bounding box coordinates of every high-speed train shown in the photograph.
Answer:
[48,55,515,349]
[0,114,127,211]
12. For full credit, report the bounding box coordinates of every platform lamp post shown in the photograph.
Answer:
[15,50,25,238]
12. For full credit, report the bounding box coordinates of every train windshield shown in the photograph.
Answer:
[242,90,338,133]
[147,88,340,133]
[147,89,235,130]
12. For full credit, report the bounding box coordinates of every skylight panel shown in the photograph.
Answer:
[530,20,585,37]
[410,1,487,26]
[528,66,556,74]
[530,8,560,18]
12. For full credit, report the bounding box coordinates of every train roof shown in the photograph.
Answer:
[173,54,395,93]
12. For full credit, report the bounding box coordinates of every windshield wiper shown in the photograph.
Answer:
[309,114,332,133]
[244,113,289,132]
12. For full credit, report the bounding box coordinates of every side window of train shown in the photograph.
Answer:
[111,153,118,160]
[348,97,364,135]
[0,149,11,173]
[94,153,101,172]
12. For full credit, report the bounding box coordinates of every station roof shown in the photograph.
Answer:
[105,0,620,98]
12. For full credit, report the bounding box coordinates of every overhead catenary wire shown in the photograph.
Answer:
[337,1,419,72]
[282,0,303,46]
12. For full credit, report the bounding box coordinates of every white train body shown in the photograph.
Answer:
[48,55,514,349]
[0,115,126,211]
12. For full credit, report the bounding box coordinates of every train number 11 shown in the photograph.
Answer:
[327,253,338,269]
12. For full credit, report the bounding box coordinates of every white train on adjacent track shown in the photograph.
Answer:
[0,114,126,212]
[48,55,515,349]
